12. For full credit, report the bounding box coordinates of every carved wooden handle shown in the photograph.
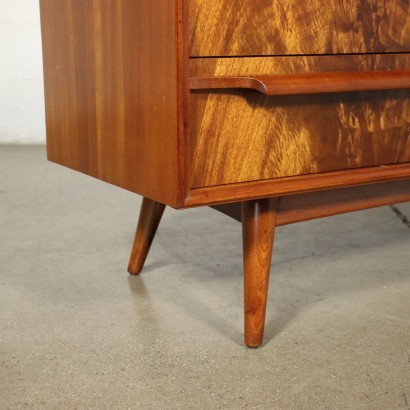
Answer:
[190,71,410,96]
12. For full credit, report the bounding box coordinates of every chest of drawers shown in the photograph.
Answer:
[40,0,410,347]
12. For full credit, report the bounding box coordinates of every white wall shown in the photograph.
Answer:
[0,0,45,144]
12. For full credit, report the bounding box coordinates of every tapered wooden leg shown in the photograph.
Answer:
[242,198,279,348]
[128,197,166,275]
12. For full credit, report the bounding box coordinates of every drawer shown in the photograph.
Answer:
[189,54,410,188]
[190,0,410,57]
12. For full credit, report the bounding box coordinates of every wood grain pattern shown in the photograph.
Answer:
[190,55,410,188]
[190,71,410,96]
[243,198,279,348]
[40,0,182,207]
[128,197,166,275]
[185,164,410,207]
[211,179,410,225]
[276,179,410,226]
[190,0,410,56]
[39,0,410,349]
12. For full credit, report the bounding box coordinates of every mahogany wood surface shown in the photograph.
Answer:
[39,3,410,209]
[242,198,279,348]
[190,0,410,57]
[211,204,243,223]
[186,164,410,207]
[128,198,166,275]
[277,179,410,226]
[40,0,184,207]
[190,55,410,189]
[211,179,410,225]
[40,1,410,348]
[190,71,410,96]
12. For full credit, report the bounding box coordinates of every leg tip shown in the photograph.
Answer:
[244,337,263,348]
[245,343,262,349]
[128,264,143,275]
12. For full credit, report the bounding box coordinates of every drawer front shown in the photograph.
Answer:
[189,55,410,188]
[190,0,410,57]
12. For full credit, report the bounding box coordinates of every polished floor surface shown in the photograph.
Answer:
[1,146,409,409]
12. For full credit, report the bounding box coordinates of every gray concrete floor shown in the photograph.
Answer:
[0,145,409,409]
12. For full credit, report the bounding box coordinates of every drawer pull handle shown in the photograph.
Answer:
[190,71,410,96]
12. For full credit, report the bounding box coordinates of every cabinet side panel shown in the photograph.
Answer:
[40,0,180,206]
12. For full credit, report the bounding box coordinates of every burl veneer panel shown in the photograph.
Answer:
[190,0,410,57]
[40,0,181,207]
[190,55,410,188]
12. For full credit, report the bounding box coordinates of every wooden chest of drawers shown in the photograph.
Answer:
[40,0,410,347]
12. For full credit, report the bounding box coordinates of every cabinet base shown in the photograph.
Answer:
[128,180,410,347]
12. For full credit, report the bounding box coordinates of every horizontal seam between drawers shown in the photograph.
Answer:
[190,51,410,59]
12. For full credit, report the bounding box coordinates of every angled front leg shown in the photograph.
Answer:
[242,198,279,348]
[128,197,166,275]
